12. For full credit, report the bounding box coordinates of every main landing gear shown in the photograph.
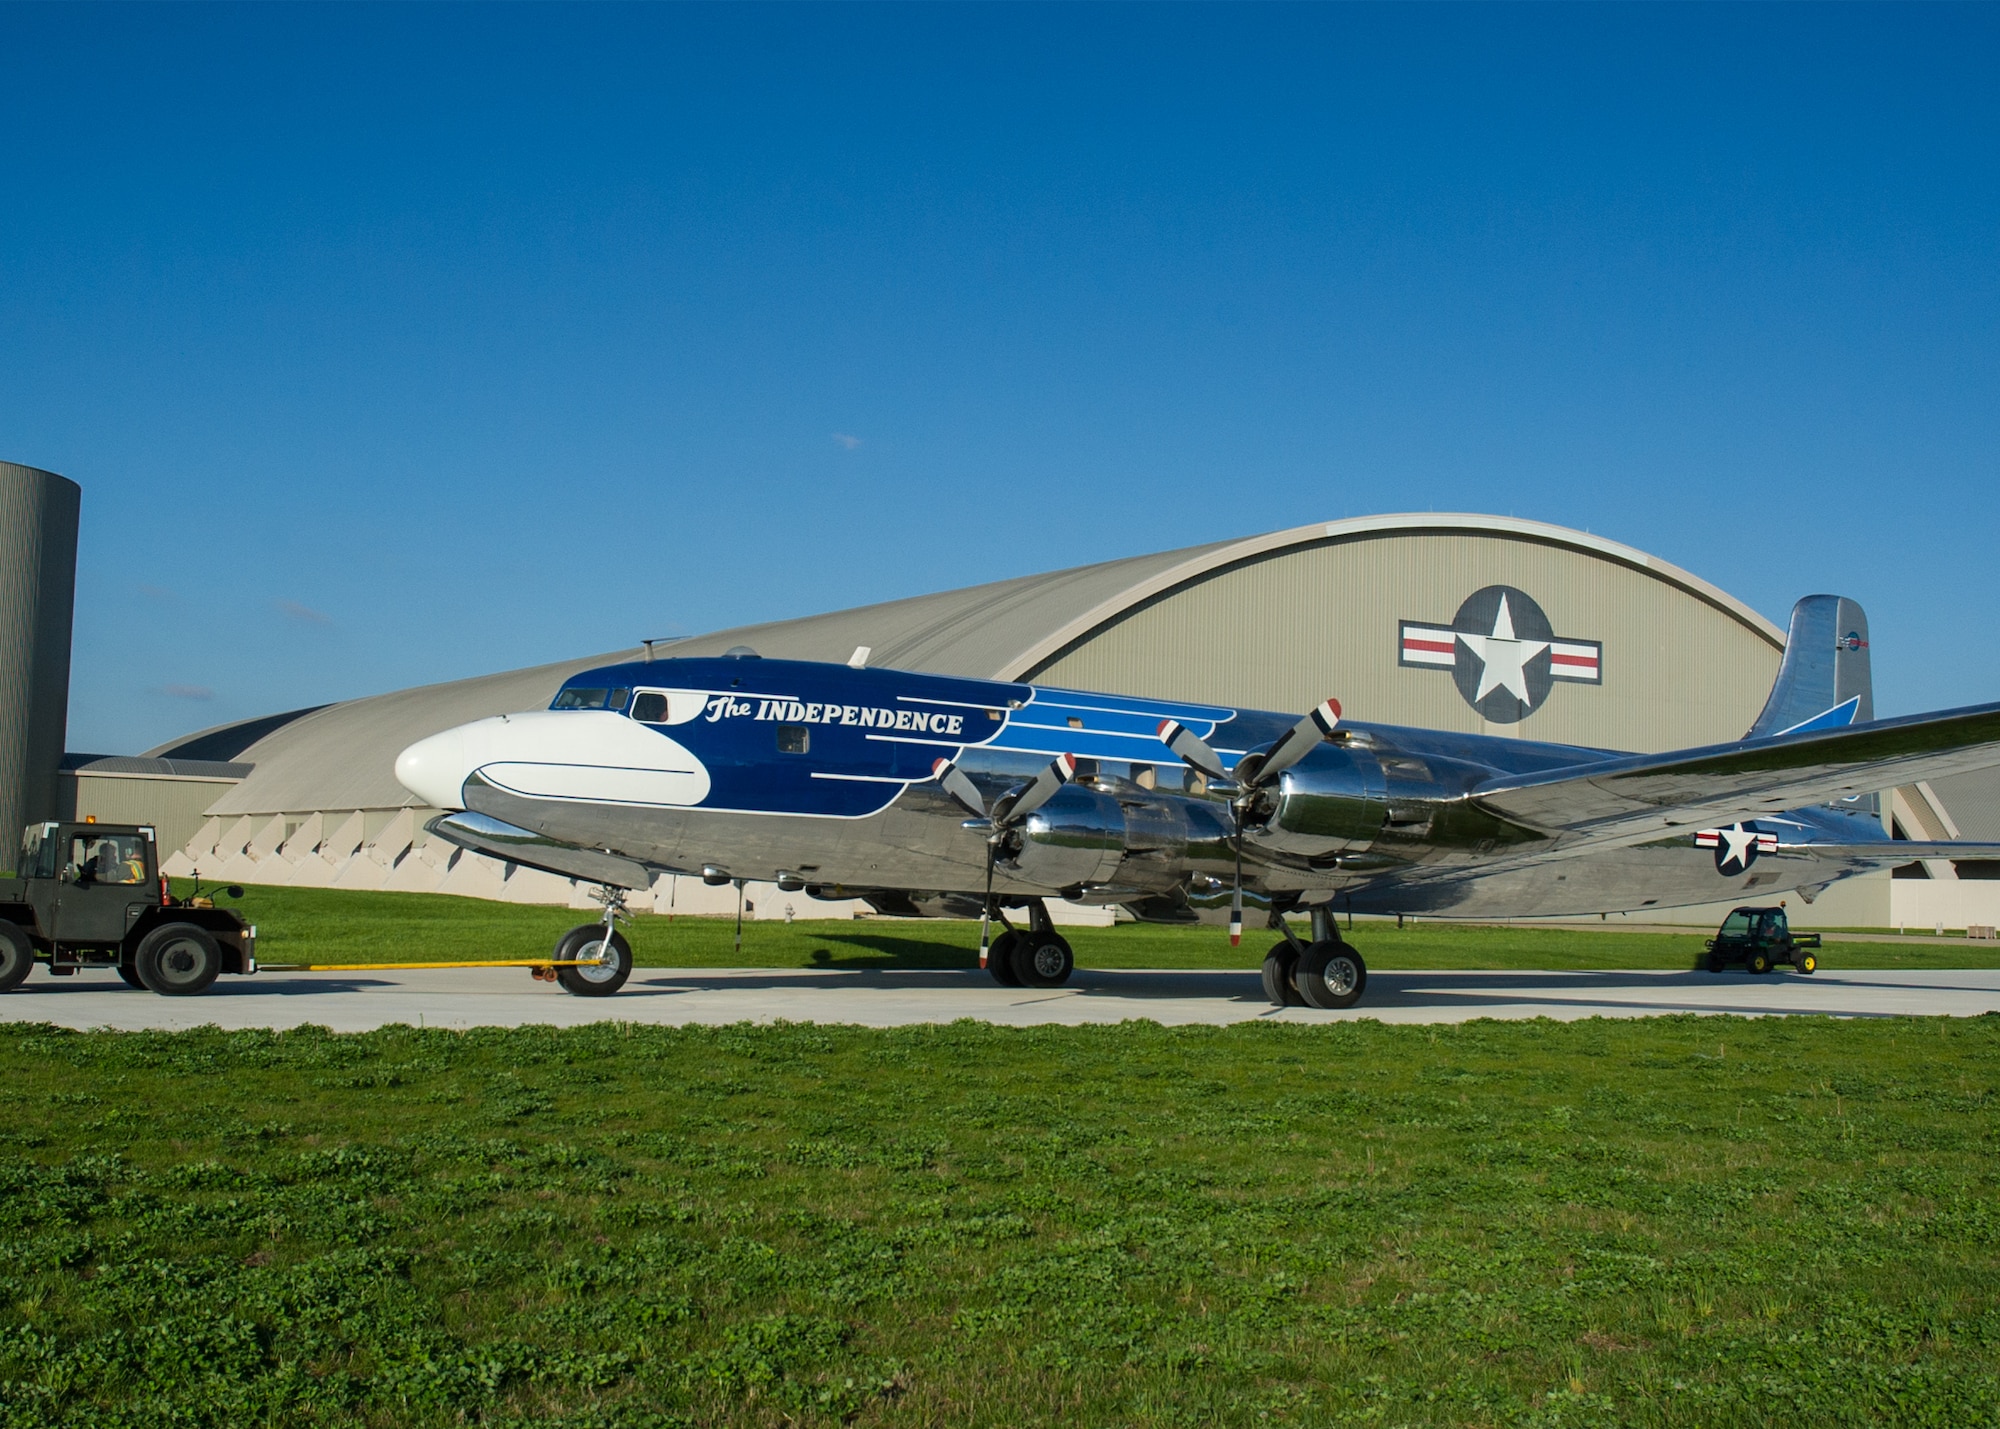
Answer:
[1261,906,1366,1010]
[984,898,1074,989]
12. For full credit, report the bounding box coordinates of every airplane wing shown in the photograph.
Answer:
[1777,841,2000,865]
[1471,700,2000,848]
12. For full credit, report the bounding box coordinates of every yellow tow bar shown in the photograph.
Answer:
[258,958,605,972]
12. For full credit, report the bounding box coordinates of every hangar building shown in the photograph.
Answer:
[89,513,1999,930]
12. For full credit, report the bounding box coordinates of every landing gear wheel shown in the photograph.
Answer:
[1796,951,1817,974]
[986,930,1022,987]
[0,921,31,993]
[1012,933,1074,988]
[1262,942,1303,1006]
[1296,940,1366,1010]
[134,923,221,996]
[553,925,633,996]
[1746,949,1772,976]
[116,960,145,989]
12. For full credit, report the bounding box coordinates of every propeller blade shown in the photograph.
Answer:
[991,753,1077,827]
[1157,719,1230,781]
[931,758,987,819]
[1229,840,1244,947]
[1242,698,1341,788]
[979,840,996,968]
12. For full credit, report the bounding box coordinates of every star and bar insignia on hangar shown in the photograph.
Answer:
[1399,585,1602,723]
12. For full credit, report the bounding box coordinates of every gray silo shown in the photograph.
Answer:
[0,462,81,867]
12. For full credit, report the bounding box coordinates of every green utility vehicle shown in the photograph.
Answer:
[0,822,256,995]
[1705,904,1820,975]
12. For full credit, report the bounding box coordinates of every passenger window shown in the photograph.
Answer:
[631,692,670,723]
[777,725,810,754]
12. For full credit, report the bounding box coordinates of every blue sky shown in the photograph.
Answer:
[3,4,1995,755]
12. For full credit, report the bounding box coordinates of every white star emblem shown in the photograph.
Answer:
[1456,593,1550,705]
[1717,823,1759,870]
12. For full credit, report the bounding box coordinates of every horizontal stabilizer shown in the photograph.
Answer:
[1474,700,2000,848]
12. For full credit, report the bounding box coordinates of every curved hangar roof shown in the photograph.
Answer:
[160,514,1786,818]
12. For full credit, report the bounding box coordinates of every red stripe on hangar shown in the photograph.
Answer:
[1399,623,1459,667]
[1548,639,1601,684]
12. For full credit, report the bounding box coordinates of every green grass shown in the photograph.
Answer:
[190,881,2000,972]
[0,1016,1996,1426]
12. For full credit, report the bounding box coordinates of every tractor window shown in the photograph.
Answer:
[71,833,148,885]
[22,826,59,880]
[552,688,609,710]
[1720,911,1753,936]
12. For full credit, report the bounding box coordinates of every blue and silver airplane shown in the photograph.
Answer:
[395,594,2000,1007]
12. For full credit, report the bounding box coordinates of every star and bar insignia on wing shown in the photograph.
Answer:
[1695,822,1779,875]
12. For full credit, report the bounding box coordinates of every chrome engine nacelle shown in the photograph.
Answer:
[1242,742,1387,859]
[1010,786,1197,891]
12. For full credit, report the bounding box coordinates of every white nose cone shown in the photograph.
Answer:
[395,727,471,810]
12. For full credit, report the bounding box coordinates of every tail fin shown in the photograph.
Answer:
[1746,595,1874,740]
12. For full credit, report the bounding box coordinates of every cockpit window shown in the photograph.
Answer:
[555,686,630,711]
[631,692,669,723]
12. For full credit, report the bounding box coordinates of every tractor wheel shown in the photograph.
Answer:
[1746,948,1772,976]
[1797,951,1817,975]
[0,922,31,993]
[553,925,633,996]
[134,923,222,996]
[1262,943,1303,1006]
[1296,941,1367,1010]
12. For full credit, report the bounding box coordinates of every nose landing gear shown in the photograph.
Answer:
[549,885,635,996]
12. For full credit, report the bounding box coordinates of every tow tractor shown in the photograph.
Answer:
[0,821,632,996]
[1704,904,1821,974]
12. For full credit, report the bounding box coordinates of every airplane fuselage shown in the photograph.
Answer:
[394,654,1893,922]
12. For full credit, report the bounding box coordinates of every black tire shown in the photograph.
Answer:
[0,921,30,993]
[1012,933,1074,988]
[986,930,1022,987]
[553,925,633,996]
[1797,950,1817,974]
[116,960,146,989]
[1707,951,1727,973]
[1262,942,1303,1006]
[1296,940,1366,1010]
[134,923,221,996]
[1746,948,1772,976]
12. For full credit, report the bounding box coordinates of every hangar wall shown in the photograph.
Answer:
[1024,524,1784,753]
[0,461,81,869]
